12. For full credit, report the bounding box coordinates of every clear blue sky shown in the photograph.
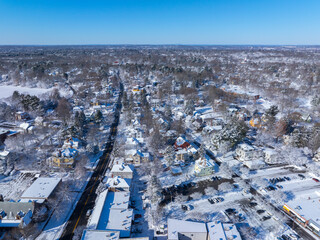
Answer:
[0,0,319,45]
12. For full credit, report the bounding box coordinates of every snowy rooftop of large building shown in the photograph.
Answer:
[284,190,320,227]
[87,190,132,237]
[105,192,130,210]
[20,177,61,203]
[81,230,120,240]
[167,219,207,240]
[207,222,242,240]
[97,208,133,237]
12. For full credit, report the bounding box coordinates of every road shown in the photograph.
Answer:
[60,83,122,240]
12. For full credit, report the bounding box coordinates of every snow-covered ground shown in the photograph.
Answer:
[0,85,53,99]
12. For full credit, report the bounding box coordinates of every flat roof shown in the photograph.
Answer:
[105,192,130,210]
[20,177,61,203]
[207,222,242,240]
[285,190,320,227]
[81,230,120,240]
[167,219,207,240]
[97,208,133,238]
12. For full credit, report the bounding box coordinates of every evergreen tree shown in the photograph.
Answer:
[94,110,103,123]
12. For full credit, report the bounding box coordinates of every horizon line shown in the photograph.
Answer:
[0,44,320,47]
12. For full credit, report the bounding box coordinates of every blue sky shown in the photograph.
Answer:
[0,0,319,45]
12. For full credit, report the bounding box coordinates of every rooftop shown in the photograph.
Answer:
[167,219,207,240]
[207,222,242,240]
[20,177,61,203]
[81,230,120,240]
[110,164,133,174]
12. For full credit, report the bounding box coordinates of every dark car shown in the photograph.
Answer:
[262,216,271,221]
[181,205,188,211]
[249,202,258,207]
[257,209,265,214]
[225,208,236,214]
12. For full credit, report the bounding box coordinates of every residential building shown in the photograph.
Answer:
[111,164,134,179]
[194,157,215,177]
[0,202,34,228]
[106,177,131,192]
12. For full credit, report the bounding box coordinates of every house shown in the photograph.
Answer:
[125,149,149,165]
[15,111,30,121]
[174,137,190,150]
[63,137,80,149]
[0,202,34,228]
[106,176,131,192]
[175,149,188,162]
[194,157,215,177]
[125,137,144,149]
[110,164,134,179]
[235,143,264,162]
[207,222,242,240]
[264,148,278,164]
[20,177,62,204]
[19,122,34,133]
[167,219,207,240]
[170,166,182,176]
[49,148,79,168]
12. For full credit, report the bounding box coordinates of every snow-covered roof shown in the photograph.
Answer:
[106,177,131,190]
[207,222,242,240]
[284,190,320,228]
[244,159,265,169]
[105,192,130,210]
[237,143,254,151]
[81,230,120,240]
[0,150,9,158]
[171,166,182,175]
[97,208,133,237]
[20,177,61,203]
[167,219,207,240]
[110,164,133,174]
[61,148,78,158]
[0,202,34,227]
[88,190,109,230]
[175,137,186,146]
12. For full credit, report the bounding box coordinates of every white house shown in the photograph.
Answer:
[110,164,134,179]
[236,143,264,162]
[106,176,131,192]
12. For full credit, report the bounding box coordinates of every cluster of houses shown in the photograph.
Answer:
[0,177,61,229]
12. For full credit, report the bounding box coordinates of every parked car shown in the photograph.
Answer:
[312,178,320,182]
[86,209,93,218]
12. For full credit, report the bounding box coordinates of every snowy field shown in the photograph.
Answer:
[0,85,53,99]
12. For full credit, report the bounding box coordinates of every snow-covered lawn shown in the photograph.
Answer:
[0,85,54,99]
